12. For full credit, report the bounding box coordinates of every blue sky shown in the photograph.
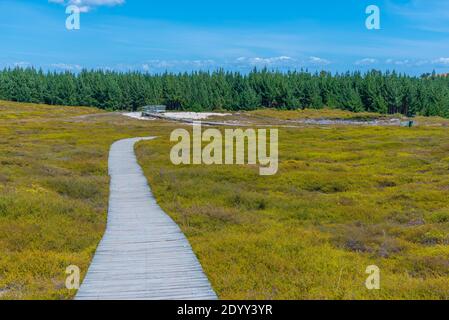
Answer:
[1,0,449,74]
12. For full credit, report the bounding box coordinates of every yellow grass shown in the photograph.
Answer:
[1,100,448,299]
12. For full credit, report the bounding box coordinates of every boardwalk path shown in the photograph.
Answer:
[76,137,217,300]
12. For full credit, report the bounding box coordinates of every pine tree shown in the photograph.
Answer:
[0,67,449,118]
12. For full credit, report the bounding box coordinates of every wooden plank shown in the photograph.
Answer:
[76,137,217,300]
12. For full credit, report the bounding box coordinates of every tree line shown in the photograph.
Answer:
[1,67,448,117]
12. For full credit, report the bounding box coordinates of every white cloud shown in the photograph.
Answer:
[235,56,294,66]
[14,61,31,68]
[49,0,124,12]
[51,63,82,70]
[432,57,449,65]
[141,56,333,72]
[385,58,410,66]
[384,58,449,68]
[414,60,429,66]
[355,58,377,66]
[143,59,216,69]
[308,56,330,65]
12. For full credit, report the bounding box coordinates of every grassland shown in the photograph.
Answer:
[0,100,178,299]
[1,100,449,299]
[136,116,449,300]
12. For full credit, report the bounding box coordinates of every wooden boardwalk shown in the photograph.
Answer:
[76,137,217,300]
